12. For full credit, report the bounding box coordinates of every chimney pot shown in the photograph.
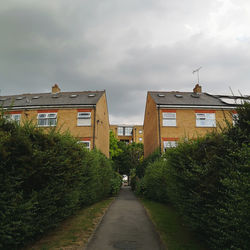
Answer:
[193,84,202,93]
[52,84,61,93]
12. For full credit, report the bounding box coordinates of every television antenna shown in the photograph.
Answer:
[192,67,202,84]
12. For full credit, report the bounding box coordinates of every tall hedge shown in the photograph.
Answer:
[137,103,250,250]
[0,117,120,249]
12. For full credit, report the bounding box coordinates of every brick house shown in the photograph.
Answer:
[0,84,110,157]
[110,124,144,144]
[143,84,248,158]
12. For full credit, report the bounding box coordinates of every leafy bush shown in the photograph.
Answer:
[0,117,119,249]
[136,103,250,250]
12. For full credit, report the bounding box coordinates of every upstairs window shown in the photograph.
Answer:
[117,127,124,136]
[196,112,216,127]
[125,127,133,136]
[162,112,176,126]
[77,112,91,126]
[117,127,133,136]
[37,113,57,126]
[139,130,143,134]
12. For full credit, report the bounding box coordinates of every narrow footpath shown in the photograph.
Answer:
[85,186,165,250]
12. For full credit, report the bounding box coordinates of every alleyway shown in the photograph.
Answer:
[85,186,165,250]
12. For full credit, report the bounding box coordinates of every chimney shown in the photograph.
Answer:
[193,84,202,93]
[52,84,61,94]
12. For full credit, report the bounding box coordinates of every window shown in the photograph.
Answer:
[232,113,238,126]
[125,127,133,136]
[196,112,216,127]
[139,137,143,142]
[77,112,91,126]
[162,112,176,126]
[37,113,57,126]
[118,127,124,136]
[139,130,143,134]
[163,140,177,151]
[117,127,133,136]
[4,113,21,124]
[78,140,91,150]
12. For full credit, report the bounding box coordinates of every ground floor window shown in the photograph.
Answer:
[163,138,178,152]
[78,140,91,150]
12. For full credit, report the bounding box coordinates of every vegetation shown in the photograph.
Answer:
[26,198,114,250]
[110,131,144,181]
[135,103,250,250]
[141,199,207,250]
[0,115,121,249]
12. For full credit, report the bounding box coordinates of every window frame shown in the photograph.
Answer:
[78,140,91,150]
[37,112,57,127]
[162,112,177,127]
[195,112,216,127]
[77,112,91,126]
[163,140,178,151]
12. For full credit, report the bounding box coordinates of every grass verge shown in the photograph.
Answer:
[25,197,114,250]
[141,199,208,250]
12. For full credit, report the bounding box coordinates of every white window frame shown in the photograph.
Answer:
[37,113,57,127]
[139,130,143,134]
[4,113,21,124]
[117,127,124,136]
[78,140,91,150]
[196,113,216,127]
[232,113,238,126]
[162,112,176,127]
[125,127,133,136]
[77,112,91,126]
[163,141,177,152]
[139,137,143,142]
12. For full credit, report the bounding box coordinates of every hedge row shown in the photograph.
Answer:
[135,103,250,250]
[0,118,121,249]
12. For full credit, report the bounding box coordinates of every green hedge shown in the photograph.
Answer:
[136,103,250,250]
[0,117,120,249]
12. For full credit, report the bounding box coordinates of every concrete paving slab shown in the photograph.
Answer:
[85,186,165,250]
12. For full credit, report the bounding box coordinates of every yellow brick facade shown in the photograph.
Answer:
[144,93,235,158]
[110,125,144,144]
[6,93,109,157]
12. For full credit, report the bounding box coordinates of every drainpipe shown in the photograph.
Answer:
[93,106,96,149]
[157,105,162,154]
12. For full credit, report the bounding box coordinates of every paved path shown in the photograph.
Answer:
[85,186,165,250]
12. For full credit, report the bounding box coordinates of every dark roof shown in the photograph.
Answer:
[149,91,236,106]
[0,91,104,108]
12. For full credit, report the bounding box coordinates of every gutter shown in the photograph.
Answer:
[1,104,96,110]
[157,106,161,154]
[156,104,236,109]
[93,106,96,150]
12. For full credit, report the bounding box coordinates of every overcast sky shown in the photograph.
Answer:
[1,0,250,124]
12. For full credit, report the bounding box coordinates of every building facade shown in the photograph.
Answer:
[0,84,110,157]
[143,84,247,158]
[110,124,144,144]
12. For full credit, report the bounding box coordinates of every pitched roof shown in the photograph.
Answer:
[149,91,239,107]
[0,91,104,109]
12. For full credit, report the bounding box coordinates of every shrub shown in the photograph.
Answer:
[136,103,250,250]
[0,117,118,249]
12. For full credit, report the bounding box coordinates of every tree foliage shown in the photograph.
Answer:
[135,103,250,250]
[0,116,121,249]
